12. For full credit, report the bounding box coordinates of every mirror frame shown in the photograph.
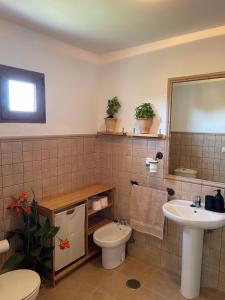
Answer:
[166,71,225,188]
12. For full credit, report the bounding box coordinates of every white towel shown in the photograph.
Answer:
[130,185,167,240]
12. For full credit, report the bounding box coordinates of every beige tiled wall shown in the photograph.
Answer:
[98,136,225,292]
[1,134,225,292]
[0,135,99,268]
[170,132,225,182]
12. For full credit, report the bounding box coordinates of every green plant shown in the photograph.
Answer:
[106,96,121,118]
[135,103,155,119]
[2,192,60,277]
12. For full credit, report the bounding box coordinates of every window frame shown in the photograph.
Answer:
[0,64,46,123]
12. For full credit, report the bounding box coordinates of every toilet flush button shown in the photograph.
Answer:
[222,147,225,153]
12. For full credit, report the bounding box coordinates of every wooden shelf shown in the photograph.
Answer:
[97,131,165,139]
[88,218,112,235]
[38,183,114,211]
[88,203,112,216]
[127,133,165,139]
[97,131,126,136]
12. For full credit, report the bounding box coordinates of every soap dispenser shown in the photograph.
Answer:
[214,189,224,211]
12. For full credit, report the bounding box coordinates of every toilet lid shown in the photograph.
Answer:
[175,168,197,175]
[0,269,41,300]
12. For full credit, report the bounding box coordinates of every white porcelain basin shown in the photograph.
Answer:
[162,199,225,299]
[163,200,225,229]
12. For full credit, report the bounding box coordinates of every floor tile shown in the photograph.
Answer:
[129,287,167,300]
[98,271,143,300]
[38,275,94,300]
[37,255,225,300]
[84,289,116,300]
[116,256,158,283]
[68,257,113,288]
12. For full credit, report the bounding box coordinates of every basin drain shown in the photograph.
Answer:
[126,279,141,289]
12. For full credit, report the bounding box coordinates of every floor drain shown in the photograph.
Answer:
[126,279,141,289]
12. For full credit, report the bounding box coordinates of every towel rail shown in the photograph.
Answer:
[130,180,175,196]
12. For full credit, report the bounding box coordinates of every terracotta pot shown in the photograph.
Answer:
[137,118,152,134]
[105,117,117,132]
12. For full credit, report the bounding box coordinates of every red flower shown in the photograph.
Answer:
[15,207,20,217]
[19,192,28,201]
[59,242,66,250]
[22,205,32,215]
[59,239,70,250]
[8,199,20,209]
[8,192,31,217]
[64,239,70,249]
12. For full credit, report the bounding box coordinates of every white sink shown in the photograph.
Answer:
[163,200,225,300]
[163,200,225,229]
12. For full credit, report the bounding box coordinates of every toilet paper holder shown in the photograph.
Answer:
[145,152,163,172]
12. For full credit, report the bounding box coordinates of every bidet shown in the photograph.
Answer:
[93,222,132,269]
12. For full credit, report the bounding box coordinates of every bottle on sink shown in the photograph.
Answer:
[214,189,224,211]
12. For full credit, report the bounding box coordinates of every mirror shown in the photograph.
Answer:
[168,72,225,183]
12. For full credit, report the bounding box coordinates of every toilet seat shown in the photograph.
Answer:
[0,269,41,300]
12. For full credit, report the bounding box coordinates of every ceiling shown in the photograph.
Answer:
[0,0,225,54]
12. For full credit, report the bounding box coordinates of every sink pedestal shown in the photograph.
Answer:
[181,227,204,299]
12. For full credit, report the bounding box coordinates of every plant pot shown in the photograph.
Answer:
[137,118,152,134]
[105,117,117,132]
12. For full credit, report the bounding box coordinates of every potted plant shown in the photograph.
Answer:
[105,96,121,132]
[135,102,155,134]
[2,192,68,278]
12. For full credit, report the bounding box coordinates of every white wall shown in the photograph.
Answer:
[0,19,98,137]
[171,79,225,133]
[97,35,225,134]
[2,19,225,137]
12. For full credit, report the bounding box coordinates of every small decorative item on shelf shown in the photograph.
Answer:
[3,191,60,277]
[135,102,155,134]
[105,96,121,132]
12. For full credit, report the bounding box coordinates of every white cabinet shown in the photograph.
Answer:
[55,203,85,271]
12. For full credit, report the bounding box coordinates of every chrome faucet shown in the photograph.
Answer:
[116,218,128,225]
[193,195,201,208]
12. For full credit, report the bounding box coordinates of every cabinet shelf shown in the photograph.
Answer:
[88,203,112,216]
[88,218,112,235]
[37,183,115,287]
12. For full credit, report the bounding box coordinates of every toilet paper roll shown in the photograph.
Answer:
[100,196,108,208]
[0,239,10,254]
[92,200,102,211]
[149,160,159,173]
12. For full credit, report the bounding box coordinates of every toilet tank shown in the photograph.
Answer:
[55,203,85,271]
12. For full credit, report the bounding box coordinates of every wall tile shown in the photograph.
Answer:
[1,134,225,292]
[98,135,225,292]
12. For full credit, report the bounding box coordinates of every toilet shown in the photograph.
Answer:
[0,269,41,300]
[174,168,197,178]
[93,222,132,269]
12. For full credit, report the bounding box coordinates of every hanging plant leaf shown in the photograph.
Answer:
[44,226,60,240]
[3,252,25,269]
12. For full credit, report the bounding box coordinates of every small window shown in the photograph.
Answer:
[0,64,46,123]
